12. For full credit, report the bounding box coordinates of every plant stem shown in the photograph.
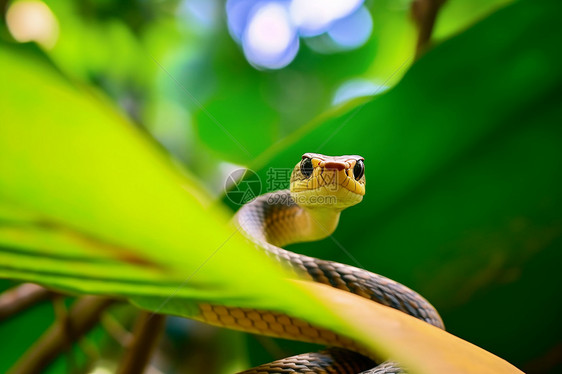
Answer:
[0,283,54,321]
[8,296,114,374]
[116,311,166,374]
[411,0,447,57]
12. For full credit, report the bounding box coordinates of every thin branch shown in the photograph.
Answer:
[411,0,448,57]
[0,283,54,321]
[116,312,166,374]
[101,312,134,347]
[8,296,114,374]
[52,296,77,373]
[77,336,101,373]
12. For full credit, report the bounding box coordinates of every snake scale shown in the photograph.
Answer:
[194,153,444,373]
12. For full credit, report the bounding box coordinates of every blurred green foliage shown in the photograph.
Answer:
[1,0,561,373]
[0,39,361,373]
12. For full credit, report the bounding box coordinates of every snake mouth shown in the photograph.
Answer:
[292,168,363,194]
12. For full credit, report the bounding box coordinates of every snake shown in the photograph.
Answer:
[195,153,444,373]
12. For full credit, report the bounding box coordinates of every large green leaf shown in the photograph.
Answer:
[0,43,321,319]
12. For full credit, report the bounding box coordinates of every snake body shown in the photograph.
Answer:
[196,154,444,373]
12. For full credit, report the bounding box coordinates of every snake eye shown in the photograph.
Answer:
[353,160,365,180]
[300,157,313,178]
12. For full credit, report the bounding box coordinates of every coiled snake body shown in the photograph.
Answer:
[196,153,444,373]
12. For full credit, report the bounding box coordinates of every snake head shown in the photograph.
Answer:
[290,153,365,210]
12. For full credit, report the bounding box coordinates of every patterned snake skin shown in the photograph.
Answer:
[194,190,444,373]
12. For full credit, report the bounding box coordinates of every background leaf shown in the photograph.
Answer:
[239,0,562,370]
